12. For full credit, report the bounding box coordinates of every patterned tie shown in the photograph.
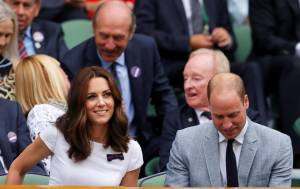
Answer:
[226,139,239,187]
[190,0,203,34]
[18,35,28,59]
[110,62,121,90]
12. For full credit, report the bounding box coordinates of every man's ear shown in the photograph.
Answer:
[243,94,249,109]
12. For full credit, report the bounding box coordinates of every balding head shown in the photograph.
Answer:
[207,73,246,103]
[93,0,136,33]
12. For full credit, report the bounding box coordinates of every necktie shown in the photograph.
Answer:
[18,35,28,59]
[110,63,121,90]
[202,111,211,120]
[190,0,203,34]
[226,139,239,187]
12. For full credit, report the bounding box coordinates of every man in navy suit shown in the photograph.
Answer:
[249,0,300,158]
[135,0,235,87]
[62,0,178,162]
[4,0,68,61]
[159,49,266,171]
[0,99,46,175]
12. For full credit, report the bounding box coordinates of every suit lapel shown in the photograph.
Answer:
[182,105,199,129]
[203,0,216,29]
[124,40,143,117]
[173,0,189,28]
[85,39,101,67]
[238,120,258,186]
[287,0,300,15]
[0,125,14,168]
[30,22,46,54]
[203,125,222,186]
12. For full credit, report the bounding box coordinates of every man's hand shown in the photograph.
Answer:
[189,34,214,50]
[211,27,232,48]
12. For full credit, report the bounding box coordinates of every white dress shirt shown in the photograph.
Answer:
[218,119,248,186]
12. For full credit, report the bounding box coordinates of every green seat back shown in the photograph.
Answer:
[138,172,166,187]
[293,117,300,137]
[62,19,94,49]
[233,24,252,63]
[145,157,160,176]
[0,174,49,185]
[292,169,300,186]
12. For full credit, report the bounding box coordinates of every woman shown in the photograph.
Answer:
[6,66,143,186]
[0,1,19,100]
[15,54,70,173]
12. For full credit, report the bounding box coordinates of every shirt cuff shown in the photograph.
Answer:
[295,42,300,57]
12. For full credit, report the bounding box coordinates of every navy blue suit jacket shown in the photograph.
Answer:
[62,34,178,141]
[0,99,46,175]
[30,19,68,61]
[135,0,236,77]
[159,103,266,171]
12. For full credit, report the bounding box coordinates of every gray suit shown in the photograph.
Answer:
[165,118,293,187]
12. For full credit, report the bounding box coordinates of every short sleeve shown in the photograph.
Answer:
[127,140,143,172]
[39,125,58,153]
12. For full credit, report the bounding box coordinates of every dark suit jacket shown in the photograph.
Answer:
[135,0,236,76]
[62,34,178,141]
[249,0,300,57]
[30,19,68,61]
[159,103,266,171]
[0,99,46,175]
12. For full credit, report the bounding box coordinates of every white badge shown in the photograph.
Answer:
[7,131,17,143]
[130,66,141,78]
[35,42,41,49]
[33,31,44,43]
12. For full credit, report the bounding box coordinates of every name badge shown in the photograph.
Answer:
[106,153,124,161]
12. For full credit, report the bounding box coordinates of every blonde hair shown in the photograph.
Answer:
[189,48,230,74]
[15,54,67,113]
[0,1,19,67]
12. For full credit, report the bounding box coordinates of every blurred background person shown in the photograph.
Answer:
[15,54,69,174]
[38,0,88,22]
[6,66,143,186]
[0,1,19,100]
[4,0,68,61]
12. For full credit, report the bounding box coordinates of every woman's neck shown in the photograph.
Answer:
[90,124,108,144]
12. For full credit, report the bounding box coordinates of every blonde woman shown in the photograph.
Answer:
[15,54,70,173]
[0,1,19,100]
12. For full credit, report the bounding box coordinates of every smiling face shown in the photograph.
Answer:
[85,77,115,128]
[5,0,40,34]
[93,2,133,63]
[0,19,14,55]
[183,54,216,110]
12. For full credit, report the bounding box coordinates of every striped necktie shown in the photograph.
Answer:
[110,62,121,90]
[190,0,203,34]
[18,35,28,59]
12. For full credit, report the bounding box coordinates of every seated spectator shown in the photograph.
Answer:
[165,73,293,187]
[62,0,178,163]
[4,0,68,62]
[15,54,69,174]
[6,66,143,185]
[159,49,266,171]
[249,0,300,159]
[38,0,88,22]
[0,1,19,100]
[0,98,46,176]
[135,0,236,88]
